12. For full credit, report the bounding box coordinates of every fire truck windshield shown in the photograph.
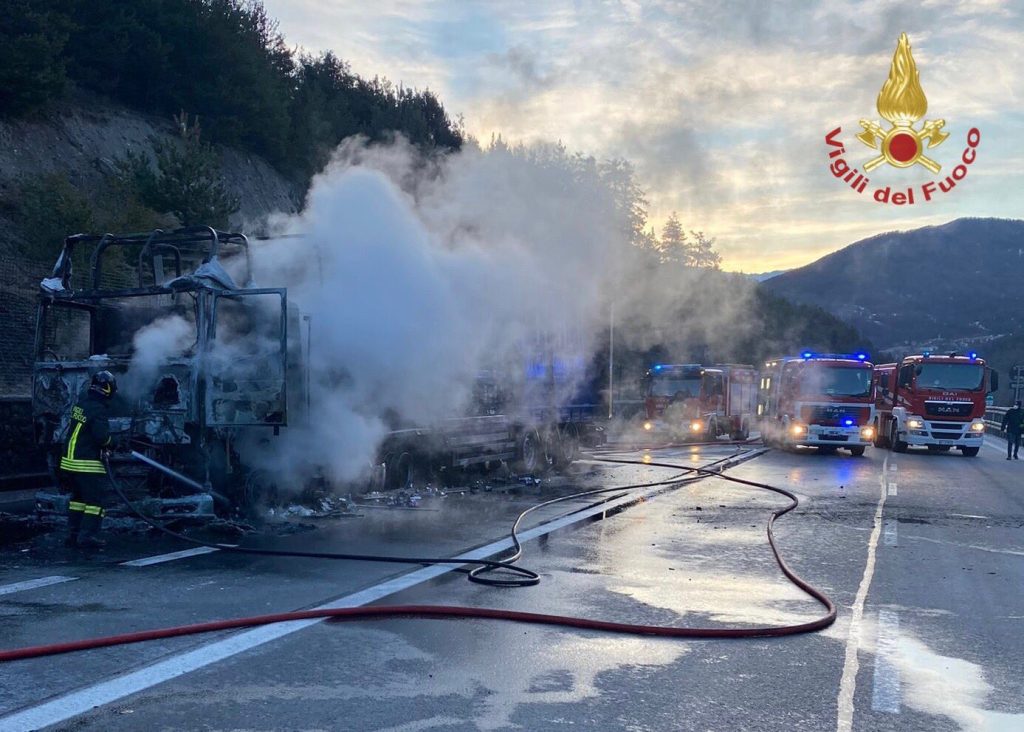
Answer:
[914,363,984,390]
[800,366,871,397]
[650,377,701,399]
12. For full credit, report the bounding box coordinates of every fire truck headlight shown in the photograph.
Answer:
[907,418,924,429]
[690,420,703,432]
[791,423,806,436]
[860,426,875,440]
[970,420,986,432]
[643,421,654,432]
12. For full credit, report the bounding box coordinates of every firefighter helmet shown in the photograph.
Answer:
[90,370,118,398]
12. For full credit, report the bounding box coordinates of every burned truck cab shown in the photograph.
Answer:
[32,227,295,515]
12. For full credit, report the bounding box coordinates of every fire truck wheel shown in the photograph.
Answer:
[890,424,908,453]
[873,421,888,448]
[960,446,980,457]
[848,446,866,457]
[516,430,546,475]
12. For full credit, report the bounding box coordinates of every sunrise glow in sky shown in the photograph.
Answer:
[264,0,1023,271]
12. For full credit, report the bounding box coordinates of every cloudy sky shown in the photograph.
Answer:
[263,0,1023,271]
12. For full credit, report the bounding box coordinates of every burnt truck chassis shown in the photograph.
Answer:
[30,226,605,521]
[32,227,289,519]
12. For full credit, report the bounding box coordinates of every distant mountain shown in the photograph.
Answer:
[744,270,788,282]
[761,218,1024,351]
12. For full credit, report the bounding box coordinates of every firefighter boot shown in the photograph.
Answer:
[77,512,107,550]
[64,508,83,548]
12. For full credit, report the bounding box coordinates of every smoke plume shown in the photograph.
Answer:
[246,138,630,484]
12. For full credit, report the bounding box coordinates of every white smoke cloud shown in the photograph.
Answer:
[123,314,194,400]
[245,137,631,484]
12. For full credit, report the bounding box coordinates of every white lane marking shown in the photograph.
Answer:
[836,453,890,732]
[948,513,988,520]
[870,609,901,714]
[887,481,898,496]
[0,576,77,597]
[0,449,766,731]
[884,519,898,547]
[889,464,897,472]
[906,535,1024,557]
[121,547,220,567]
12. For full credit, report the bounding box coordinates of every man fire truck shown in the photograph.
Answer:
[642,363,757,441]
[758,353,875,455]
[873,352,997,457]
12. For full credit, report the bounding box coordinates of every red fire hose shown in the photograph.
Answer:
[0,450,835,663]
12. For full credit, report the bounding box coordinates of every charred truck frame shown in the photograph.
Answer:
[31,227,605,518]
[32,227,293,517]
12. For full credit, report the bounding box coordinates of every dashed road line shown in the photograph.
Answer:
[0,449,767,732]
[887,481,897,496]
[836,452,891,732]
[0,576,77,597]
[870,609,901,714]
[121,547,220,567]
[884,518,898,547]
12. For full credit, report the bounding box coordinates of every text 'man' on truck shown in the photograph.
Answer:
[758,353,875,455]
[873,352,997,457]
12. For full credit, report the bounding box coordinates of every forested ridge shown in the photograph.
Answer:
[1,0,463,183]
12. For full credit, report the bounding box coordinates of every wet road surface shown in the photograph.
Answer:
[1,440,1022,731]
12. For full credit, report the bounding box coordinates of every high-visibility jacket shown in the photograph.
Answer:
[60,393,112,474]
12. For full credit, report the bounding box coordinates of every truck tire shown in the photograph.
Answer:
[849,446,866,457]
[890,423,908,453]
[730,419,750,442]
[873,420,888,448]
[516,429,545,475]
[960,446,980,457]
[552,424,580,469]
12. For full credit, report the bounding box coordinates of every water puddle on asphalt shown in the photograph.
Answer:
[893,632,1024,731]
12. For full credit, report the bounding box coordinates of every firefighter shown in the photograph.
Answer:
[1001,401,1023,460]
[61,371,117,549]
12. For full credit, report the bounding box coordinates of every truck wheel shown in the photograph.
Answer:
[960,446,980,457]
[552,425,580,469]
[516,429,545,475]
[873,420,888,448]
[849,446,866,457]
[890,424,908,453]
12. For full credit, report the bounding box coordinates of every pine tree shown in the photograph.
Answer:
[658,212,691,264]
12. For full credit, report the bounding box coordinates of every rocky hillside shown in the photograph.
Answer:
[0,95,299,258]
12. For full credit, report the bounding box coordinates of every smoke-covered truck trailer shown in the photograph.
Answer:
[640,363,757,441]
[872,352,996,457]
[757,353,876,455]
[32,228,605,516]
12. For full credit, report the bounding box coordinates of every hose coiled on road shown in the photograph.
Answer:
[0,448,836,663]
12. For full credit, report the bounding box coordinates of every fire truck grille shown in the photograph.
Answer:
[800,405,871,426]
[924,401,973,418]
[929,422,965,431]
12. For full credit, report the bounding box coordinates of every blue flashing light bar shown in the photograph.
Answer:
[799,351,871,362]
[969,351,978,360]
[653,364,664,371]
[843,418,855,426]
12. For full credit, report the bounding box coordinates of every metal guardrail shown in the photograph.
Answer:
[984,406,1009,437]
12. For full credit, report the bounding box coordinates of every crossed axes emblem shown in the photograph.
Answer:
[856,119,949,173]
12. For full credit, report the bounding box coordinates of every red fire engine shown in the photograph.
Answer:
[642,363,757,440]
[873,352,997,457]
[758,353,875,455]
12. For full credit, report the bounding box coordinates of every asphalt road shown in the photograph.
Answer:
[1,439,1022,731]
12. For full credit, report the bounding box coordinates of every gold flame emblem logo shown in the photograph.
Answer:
[856,33,949,173]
